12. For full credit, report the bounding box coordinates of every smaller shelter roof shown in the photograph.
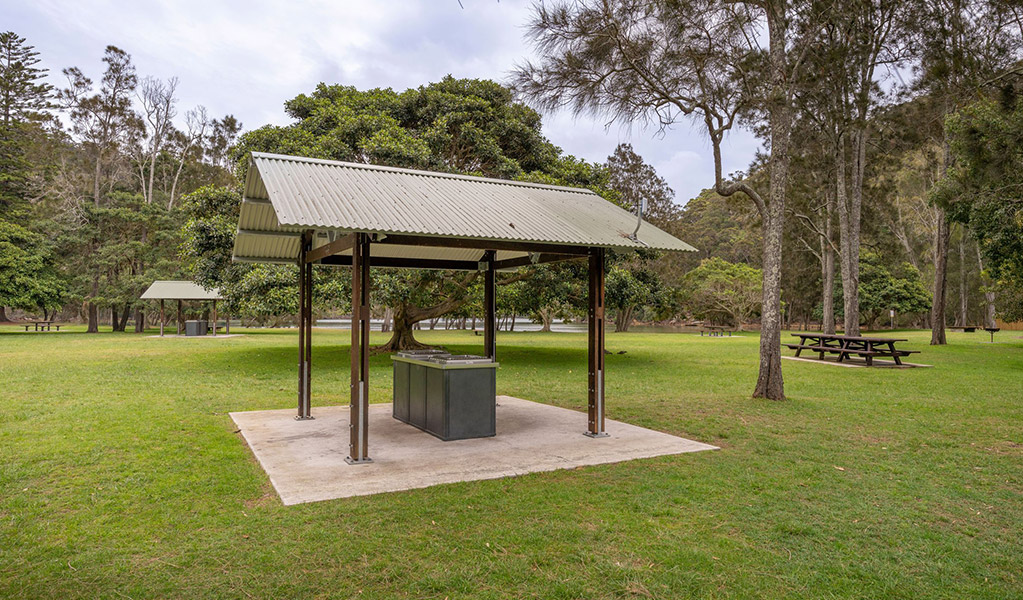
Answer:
[141,281,223,301]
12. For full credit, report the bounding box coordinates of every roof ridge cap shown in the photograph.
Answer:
[250,152,599,196]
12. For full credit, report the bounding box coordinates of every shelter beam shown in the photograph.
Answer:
[491,253,583,271]
[346,233,373,464]
[319,255,480,271]
[585,247,608,438]
[375,234,589,257]
[305,233,357,264]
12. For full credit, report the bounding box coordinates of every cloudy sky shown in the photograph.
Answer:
[4,0,760,205]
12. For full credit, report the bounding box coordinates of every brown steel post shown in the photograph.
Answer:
[160,299,165,337]
[346,233,372,464]
[585,247,608,437]
[304,246,313,417]
[483,250,496,359]
[296,231,313,420]
[177,300,182,336]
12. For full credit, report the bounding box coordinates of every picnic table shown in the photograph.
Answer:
[23,321,62,332]
[784,332,918,366]
[700,325,732,337]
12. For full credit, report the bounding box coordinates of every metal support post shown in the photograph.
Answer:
[296,231,314,420]
[483,250,496,359]
[346,233,373,464]
[585,247,608,438]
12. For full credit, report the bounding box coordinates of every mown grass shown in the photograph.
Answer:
[1,326,1020,599]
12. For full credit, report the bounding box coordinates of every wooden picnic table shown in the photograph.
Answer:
[700,325,732,337]
[22,321,61,332]
[784,332,918,366]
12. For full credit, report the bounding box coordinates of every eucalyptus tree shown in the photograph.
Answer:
[58,46,141,207]
[794,0,910,336]
[513,0,823,399]
[912,0,1022,344]
[134,76,178,205]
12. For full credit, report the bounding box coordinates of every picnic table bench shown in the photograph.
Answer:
[700,325,732,337]
[22,321,62,332]
[784,332,919,366]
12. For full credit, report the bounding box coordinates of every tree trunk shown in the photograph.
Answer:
[846,125,865,336]
[118,303,131,332]
[752,5,790,401]
[755,203,786,400]
[381,306,393,333]
[93,154,102,206]
[87,277,99,333]
[134,308,145,333]
[976,244,996,329]
[0,306,7,322]
[930,211,951,345]
[378,305,429,352]
[615,305,634,333]
[836,132,861,337]
[958,234,967,326]
[539,308,554,333]
[822,215,836,335]
[510,314,516,331]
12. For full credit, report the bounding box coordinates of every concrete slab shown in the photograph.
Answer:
[783,355,932,368]
[231,396,717,505]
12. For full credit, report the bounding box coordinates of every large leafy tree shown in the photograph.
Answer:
[681,257,763,330]
[224,76,606,350]
[856,252,931,328]
[0,220,66,317]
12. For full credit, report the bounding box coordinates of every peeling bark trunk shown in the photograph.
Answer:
[134,309,145,333]
[822,189,836,335]
[836,130,862,337]
[753,12,790,401]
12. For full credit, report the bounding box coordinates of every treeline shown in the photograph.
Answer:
[0,35,239,330]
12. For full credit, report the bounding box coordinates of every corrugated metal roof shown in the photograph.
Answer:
[234,152,696,266]
[141,281,223,300]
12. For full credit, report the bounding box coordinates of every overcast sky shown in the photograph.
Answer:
[4,0,760,205]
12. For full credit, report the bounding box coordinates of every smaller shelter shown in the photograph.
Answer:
[140,281,225,336]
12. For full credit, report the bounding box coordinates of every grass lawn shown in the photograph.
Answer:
[1,326,1021,599]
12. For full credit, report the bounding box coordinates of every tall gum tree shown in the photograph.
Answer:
[513,0,821,399]
[912,0,1022,345]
